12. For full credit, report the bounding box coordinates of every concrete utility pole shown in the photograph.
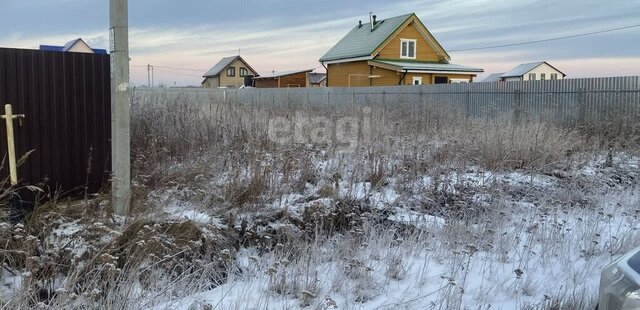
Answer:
[147,64,154,87]
[109,0,131,215]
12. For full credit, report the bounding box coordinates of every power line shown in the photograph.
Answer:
[152,67,203,77]
[154,65,206,72]
[130,65,206,72]
[449,23,640,52]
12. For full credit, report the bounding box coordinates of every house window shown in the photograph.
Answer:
[551,73,558,80]
[434,76,448,84]
[240,67,248,77]
[401,39,416,59]
[412,76,422,85]
[528,73,536,80]
[227,67,236,77]
[540,73,546,80]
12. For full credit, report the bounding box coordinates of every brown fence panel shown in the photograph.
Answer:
[0,47,111,203]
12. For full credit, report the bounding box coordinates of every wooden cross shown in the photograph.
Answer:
[1,104,25,185]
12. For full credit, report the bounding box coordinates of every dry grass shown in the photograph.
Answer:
[1,89,638,309]
[127,90,637,220]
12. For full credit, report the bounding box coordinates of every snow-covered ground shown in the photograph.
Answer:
[137,154,639,310]
[2,151,637,310]
[3,93,639,309]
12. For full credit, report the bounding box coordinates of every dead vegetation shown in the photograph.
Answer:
[0,90,638,308]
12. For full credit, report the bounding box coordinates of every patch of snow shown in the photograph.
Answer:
[165,206,224,227]
[340,182,371,200]
[369,188,399,208]
[387,208,445,229]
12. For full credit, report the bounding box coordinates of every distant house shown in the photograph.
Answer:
[484,61,566,82]
[308,73,327,87]
[481,73,504,83]
[319,13,483,87]
[253,69,313,88]
[202,55,259,88]
[39,38,107,54]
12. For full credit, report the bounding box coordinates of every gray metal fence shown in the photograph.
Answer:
[135,76,640,129]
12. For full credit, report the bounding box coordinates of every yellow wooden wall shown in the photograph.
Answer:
[254,78,278,88]
[377,21,441,61]
[402,74,474,84]
[218,58,257,88]
[327,61,370,87]
[403,73,432,85]
[202,76,219,88]
[371,67,400,86]
[279,72,308,87]
[427,74,474,84]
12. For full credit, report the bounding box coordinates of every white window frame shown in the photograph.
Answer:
[400,39,417,59]
[551,73,558,80]
[528,73,536,80]
[540,73,546,80]
[227,67,235,77]
[412,76,422,85]
[450,78,470,84]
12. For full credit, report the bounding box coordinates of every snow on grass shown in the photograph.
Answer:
[148,163,640,310]
[165,205,224,226]
[133,154,639,310]
[3,151,636,309]
[155,189,227,227]
[387,207,445,229]
[154,186,637,309]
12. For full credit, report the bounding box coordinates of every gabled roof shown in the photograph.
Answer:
[39,45,65,52]
[500,61,566,78]
[39,38,107,54]
[63,38,86,51]
[319,13,449,63]
[308,73,327,84]
[482,73,505,82]
[369,60,483,74]
[203,55,257,77]
[253,69,313,79]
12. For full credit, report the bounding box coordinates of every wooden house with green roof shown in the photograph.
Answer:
[319,13,483,87]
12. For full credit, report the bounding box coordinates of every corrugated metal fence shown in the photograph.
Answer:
[0,47,111,202]
[137,76,640,129]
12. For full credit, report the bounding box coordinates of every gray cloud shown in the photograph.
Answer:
[1,0,638,85]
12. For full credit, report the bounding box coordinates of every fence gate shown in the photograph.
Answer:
[0,47,111,206]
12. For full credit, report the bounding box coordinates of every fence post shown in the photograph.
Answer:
[514,89,522,123]
[352,90,356,112]
[577,87,586,127]
[466,90,471,119]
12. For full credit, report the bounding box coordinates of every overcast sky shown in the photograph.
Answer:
[1,0,639,86]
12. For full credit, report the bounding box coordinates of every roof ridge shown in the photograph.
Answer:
[319,12,451,63]
[203,55,256,77]
[319,13,415,62]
